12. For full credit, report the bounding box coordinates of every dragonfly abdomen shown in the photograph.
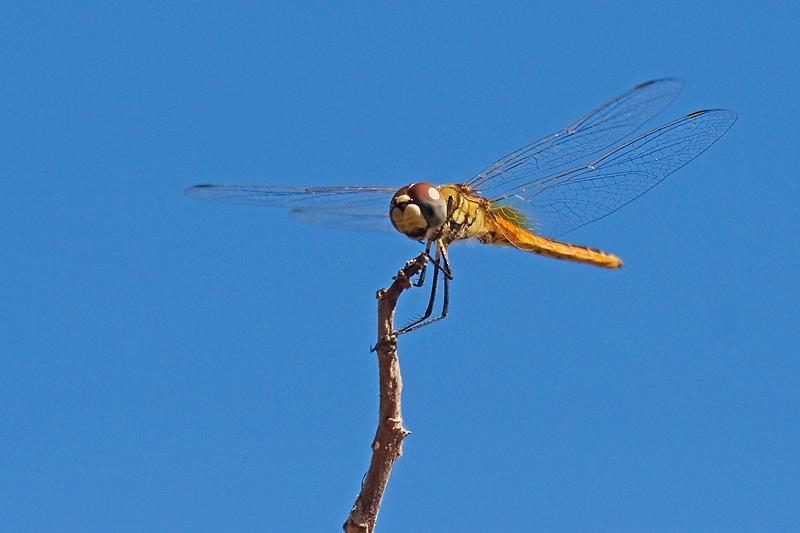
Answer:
[484,213,624,269]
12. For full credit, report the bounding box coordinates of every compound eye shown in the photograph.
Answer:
[407,182,447,229]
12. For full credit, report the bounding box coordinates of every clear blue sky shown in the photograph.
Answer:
[2,2,798,532]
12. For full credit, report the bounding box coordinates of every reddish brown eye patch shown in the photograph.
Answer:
[406,182,441,203]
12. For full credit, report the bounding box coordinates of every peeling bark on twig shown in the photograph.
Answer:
[343,253,427,533]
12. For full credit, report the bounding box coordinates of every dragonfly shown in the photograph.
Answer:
[186,79,736,334]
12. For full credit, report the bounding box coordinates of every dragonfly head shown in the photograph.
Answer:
[389,182,447,241]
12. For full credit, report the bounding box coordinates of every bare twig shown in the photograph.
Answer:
[343,252,428,533]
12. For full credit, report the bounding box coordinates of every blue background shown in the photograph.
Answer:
[2,2,798,532]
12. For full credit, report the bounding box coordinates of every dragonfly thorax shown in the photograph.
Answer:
[389,182,447,241]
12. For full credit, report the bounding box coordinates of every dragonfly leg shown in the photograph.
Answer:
[423,249,453,280]
[396,241,452,335]
[396,248,441,334]
[439,244,451,318]
[414,239,434,287]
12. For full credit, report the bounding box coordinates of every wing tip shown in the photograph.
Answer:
[685,109,738,131]
[184,184,217,198]
[686,108,737,117]
[635,77,686,91]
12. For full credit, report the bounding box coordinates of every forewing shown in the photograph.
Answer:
[496,109,737,237]
[185,184,397,232]
[289,208,395,233]
[467,79,685,199]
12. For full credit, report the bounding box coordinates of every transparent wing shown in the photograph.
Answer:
[466,78,685,199]
[289,208,395,233]
[185,184,397,232]
[495,109,737,237]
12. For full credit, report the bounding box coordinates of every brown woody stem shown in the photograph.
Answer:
[343,253,427,533]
